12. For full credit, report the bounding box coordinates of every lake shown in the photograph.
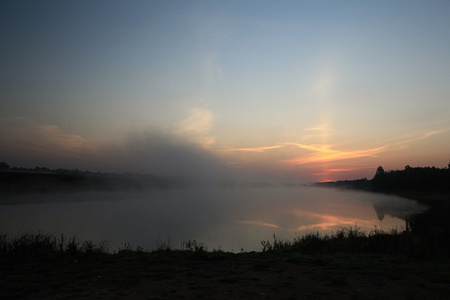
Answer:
[0,185,426,252]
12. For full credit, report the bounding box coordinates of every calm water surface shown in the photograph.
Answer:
[0,186,426,252]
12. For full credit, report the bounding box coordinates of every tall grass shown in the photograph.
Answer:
[2,223,449,260]
[0,232,109,260]
[181,239,207,252]
[261,225,450,258]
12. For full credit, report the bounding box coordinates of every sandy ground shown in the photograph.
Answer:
[2,251,450,299]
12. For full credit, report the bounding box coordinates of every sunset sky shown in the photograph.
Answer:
[1,0,450,182]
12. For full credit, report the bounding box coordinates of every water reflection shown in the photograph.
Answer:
[371,195,427,221]
[0,186,426,252]
[234,188,426,235]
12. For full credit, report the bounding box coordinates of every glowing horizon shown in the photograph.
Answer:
[1,1,450,182]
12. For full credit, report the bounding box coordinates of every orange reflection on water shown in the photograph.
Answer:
[291,209,375,232]
[237,207,379,234]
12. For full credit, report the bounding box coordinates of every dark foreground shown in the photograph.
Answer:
[2,250,450,299]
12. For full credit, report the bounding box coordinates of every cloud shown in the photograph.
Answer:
[219,141,386,164]
[364,127,450,155]
[283,144,387,165]
[219,145,283,153]
[237,220,280,229]
[115,129,226,178]
[0,117,93,166]
[218,124,450,168]
[195,12,228,86]
[305,123,330,133]
[423,128,450,138]
[3,115,449,182]
[176,108,216,148]
[0,117,233,180]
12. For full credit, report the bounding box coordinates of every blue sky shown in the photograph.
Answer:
[1,0,450,181]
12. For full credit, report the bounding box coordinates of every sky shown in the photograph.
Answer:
[1,0,450,182]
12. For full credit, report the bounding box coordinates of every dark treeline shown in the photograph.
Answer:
[0,162,190,194]
[372,164,450,191]
[316,163,450,193]
[316,163,450,258]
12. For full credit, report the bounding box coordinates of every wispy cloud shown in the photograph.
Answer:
[423,128,450,138]
[219,142,318,153]
[283,144,387,165]
[176,108,215,148]
[219,145,283,153]
[305,123,330,133]
[369,127,450,154]
[0,117,90,156]
[219,141,386,164]
[299,123,331,142]
[237,220,280,228]
[217,125,450,168]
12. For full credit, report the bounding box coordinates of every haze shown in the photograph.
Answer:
[0,186,426,252]
[1,1,450,182]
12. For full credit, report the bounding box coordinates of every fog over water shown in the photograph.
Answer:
[0,186,426,252]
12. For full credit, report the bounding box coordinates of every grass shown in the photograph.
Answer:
[260,225,450,259]
[261,226,401,254]
[2,230,450,299]
[1,222,449,262]
[0,232,109,260]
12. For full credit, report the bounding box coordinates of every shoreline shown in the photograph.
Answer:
[2,241,450,299]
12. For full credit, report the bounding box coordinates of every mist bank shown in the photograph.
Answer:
[0,163,288,199]
[0,169,190,194]
[1,122,301,186]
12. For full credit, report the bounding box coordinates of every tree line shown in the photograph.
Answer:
[0,162,189,194]
[372,164,450,191]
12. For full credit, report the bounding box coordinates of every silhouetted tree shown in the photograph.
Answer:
[372,166,386,189]
[375,166,384,178]
[0,162,9,170]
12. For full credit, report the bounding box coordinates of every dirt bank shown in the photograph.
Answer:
[2,251,450,299]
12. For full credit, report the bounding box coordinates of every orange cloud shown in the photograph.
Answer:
[217,125,450,169]
[312,166,376,182]
[326,167,370,173]
[283,144,387,165]
[219,141,386,164]
[218,145,283,153]
[219,142,327,153]
[237,220,280,228]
